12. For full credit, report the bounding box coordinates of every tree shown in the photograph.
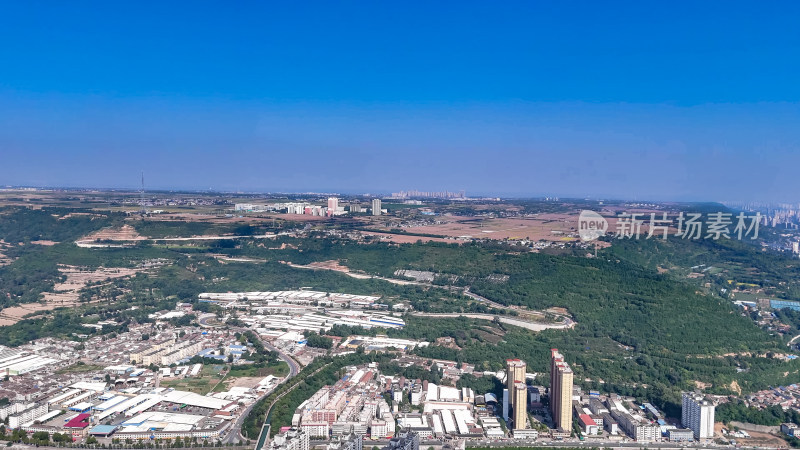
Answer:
[304,332,333,349]
[32,431,49,442]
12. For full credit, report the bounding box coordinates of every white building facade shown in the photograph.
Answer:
[682,392,715,440]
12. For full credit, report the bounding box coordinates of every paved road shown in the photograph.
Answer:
[76,232,291,248]
[311,439,444,446]
[221,345,299,444]
[283,264,576,328]
[197,315,300,376]
[411,312,571,331]
[470,439,759,450]
[198,315,300,444]
[0,439,771,450]
[252,362,334,450]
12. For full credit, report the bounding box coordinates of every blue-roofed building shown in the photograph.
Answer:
[89,425,118,437]
[197,348,226,361]
[228,344,247,355]
[643,402,662,419]
[771,299,800,311]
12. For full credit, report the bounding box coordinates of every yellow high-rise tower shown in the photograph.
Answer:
[513,381,528,430]
[506,359,526,408]
[550,349,573,431]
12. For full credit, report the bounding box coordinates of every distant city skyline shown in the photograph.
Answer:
[1,2,798,202]
[4,183,800,205]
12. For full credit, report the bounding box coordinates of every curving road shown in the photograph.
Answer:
[198,314,300,444]
[411,312,572,331]
[76,232,292,248]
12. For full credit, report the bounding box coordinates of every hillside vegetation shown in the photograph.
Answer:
[2,206,799,414]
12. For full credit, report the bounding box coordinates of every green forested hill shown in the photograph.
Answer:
[231,238,775,354]
[607,236,800,296]
[220,237,800,412]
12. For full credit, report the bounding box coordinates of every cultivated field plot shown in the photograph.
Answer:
[359,231,452,244]
[391,208,676,242]
[395,213,581,241]
[160,365,226,395]
[0,264,143,326]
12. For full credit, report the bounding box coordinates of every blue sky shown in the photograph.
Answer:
[1,1,799,200]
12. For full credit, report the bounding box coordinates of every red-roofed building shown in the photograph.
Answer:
[64,413,91,437]
[65,413,90,428]
[578,414,599,435]
[361,371,374,385]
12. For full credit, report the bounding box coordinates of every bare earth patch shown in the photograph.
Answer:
[392,215,580,241]
[30,240,58,246]
[227,376,264,389]
[77,224,145,244]
[380,209,680,242]
[0,240,13,267]
[694,380,712,389]
[715,422,788,447]
[305,260,351,272]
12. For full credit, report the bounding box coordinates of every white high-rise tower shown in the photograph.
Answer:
[682,392,715,439]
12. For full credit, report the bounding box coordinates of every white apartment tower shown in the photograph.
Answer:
[270,428,310,450]
[682,392,715,439]
[502,388,509,422]
[327,197,339,217]
[372,199,382,216]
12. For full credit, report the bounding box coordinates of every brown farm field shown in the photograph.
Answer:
[392,214,581,241]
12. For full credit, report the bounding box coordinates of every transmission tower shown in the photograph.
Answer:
[139,171,148,215]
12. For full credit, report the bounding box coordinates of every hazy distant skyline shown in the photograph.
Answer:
[1,2,799,201]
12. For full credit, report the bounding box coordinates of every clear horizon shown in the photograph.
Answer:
[0,183,781,205]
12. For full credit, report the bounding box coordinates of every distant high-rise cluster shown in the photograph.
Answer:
[722,201,800,229]
[549,349,574,432]
[390,190,465,199]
